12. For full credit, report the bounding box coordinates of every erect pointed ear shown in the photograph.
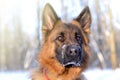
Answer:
[42,3,59,38]
[75,6,91,34]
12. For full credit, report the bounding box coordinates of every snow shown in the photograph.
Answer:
[0,69,120,80]
[0,71,30,80]
[84,68,120,80]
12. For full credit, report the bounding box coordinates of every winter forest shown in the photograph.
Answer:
[0,0,120,80]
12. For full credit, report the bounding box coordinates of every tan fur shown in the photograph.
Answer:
[32,21,90,80]
[32,4,91,80]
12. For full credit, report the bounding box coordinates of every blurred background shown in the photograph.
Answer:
[0,0,120,80]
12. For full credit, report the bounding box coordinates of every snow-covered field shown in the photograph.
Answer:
[0,71,30,80]
[84,69,120,80]
[0,69,120,80]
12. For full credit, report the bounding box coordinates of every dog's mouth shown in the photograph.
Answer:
[62,61,81,68]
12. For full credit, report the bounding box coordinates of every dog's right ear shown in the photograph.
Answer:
[42,3,59,38]
[75,6,91,34]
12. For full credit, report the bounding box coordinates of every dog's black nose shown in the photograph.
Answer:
[68,45,81,56]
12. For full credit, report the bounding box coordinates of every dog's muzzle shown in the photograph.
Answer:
[61,44,83,67]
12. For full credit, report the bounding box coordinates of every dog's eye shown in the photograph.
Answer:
[76,35,81,41]
[57,35,65,42]
[75,33,82,41]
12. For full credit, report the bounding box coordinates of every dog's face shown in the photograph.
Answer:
[54,23,85,67]
[39,4,91,74]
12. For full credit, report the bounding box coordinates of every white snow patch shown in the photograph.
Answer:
[84,68,120,80]
[0,71,30,80]
[0,69,120,80]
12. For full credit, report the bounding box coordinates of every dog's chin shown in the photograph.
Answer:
[62,61,81,68]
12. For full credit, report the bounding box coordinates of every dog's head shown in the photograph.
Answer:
[39,3,91,72]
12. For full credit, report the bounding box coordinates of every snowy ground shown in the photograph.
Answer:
[83,68,120,80]
[0,69,120,80]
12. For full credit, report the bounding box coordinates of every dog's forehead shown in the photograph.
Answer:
[54,20,81,33]
[64,23,78,29]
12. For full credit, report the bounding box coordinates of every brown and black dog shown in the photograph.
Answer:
[32,3,91,80]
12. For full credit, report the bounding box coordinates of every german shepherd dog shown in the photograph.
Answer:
[32,3,91,80]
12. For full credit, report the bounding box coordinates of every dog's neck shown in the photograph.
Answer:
[42,67,84,80]
[43,68,50,80]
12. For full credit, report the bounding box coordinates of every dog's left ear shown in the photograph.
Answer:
[75,6,91,34]
[42,4,59,29]
[42,3,59,38]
